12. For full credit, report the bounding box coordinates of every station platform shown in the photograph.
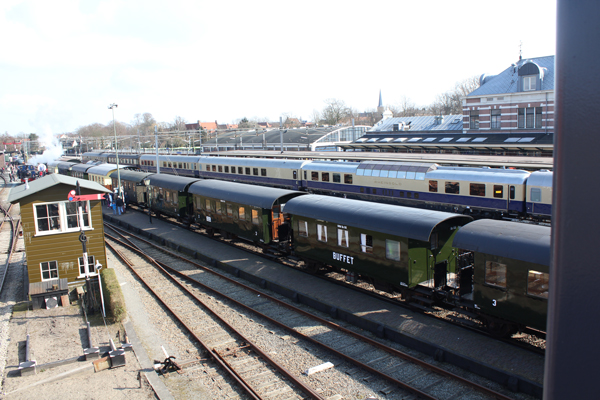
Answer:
[103,207,545,397]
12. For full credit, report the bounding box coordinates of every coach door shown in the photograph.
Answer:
[271,204,284,240]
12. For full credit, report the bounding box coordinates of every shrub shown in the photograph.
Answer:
[100,268,127,322]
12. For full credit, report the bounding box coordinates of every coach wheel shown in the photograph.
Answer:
[486,320,517,338]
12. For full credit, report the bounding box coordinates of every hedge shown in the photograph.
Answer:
[100,268,127,322]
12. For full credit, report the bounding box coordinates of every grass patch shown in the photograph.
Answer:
[100,268,127,322]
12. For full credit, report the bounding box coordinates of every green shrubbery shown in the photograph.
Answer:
[100,268,126,322]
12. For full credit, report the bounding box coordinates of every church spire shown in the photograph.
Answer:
[377,90,383,113]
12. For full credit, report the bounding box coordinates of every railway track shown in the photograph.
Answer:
[105,221,525,400]
[0,175,21,296]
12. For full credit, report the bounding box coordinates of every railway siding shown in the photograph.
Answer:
[104,208,545,398]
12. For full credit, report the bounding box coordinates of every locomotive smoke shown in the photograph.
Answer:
[27,125,64,165]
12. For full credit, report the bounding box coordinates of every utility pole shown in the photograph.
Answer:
[155,126,160,173]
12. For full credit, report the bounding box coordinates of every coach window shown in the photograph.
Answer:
[530,188,542,202]
[251,209,260,225]
[344,174,353,184]
[163,162,167,167]
[41,261,59,281]
[224,166,229,173]
[238,167,244,174]
[233,207,239,220]
[227,204,233,217]
[469,183,486,197]
[317,224,327,242]
[216,202,222,214]
[360,234,373,253]
[311,172,319,181]
[485,261,507,288]
[493,185,503,198]
[293,171,297,179]
[261,168,267,176]
[169,162,173,168]
[253,168,259,176]
[238,207,245,220]
[445,182,459,194]
[321,172,330,182]
[245,207,251,222]
[385,240,401,261]
[304,171,307,180]
[337,228,349,248]
[179,163,183,169]
[246,167,251,175]
[429,180,438,192]
[333,173,341,183]
[205,199,212,212]
[527,270,549,299]
[298,220,308,237]
[212,165,217,172]
[165,191,171,203]
[231,166,236,173]
[218,166,223,172]
[510,186,516,200]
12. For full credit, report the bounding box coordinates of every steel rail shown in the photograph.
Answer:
[105,222,516,400]
[105,237,324,400]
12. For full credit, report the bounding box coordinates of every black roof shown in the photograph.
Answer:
[188,180,306,209]
[57,162,77,170]
[71,163,95,173]
[148,173,201,191]
[109,170,154,183]
[452,219,551,266]
[284,195,473,242]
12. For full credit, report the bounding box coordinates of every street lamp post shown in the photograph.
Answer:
[108,103,121,199]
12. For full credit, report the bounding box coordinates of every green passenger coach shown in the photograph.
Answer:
[283,195,473,293]
[189,180,306,246]
[146,174,201,222]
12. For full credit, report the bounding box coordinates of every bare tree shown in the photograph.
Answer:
[321,98,352,126]
[311,109,322,125]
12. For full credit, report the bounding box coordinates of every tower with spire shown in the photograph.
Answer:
[377,90,384,114]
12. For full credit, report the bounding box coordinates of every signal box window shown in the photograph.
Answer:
[337,228,349,248]
[311,172,319,181]
[333,174,341,183]
[530,188,542,202]
[344,174,353,184]
[470,183,486,197]
[41,261,59,281]
[298,220,308,237]
[485,261,507,288]
[385,240,401,261]
[493,185,504,198]
[429,180,438,192]
[527,270,549,299]
[317,224,327,242]
[360,234,373,253]
[445,182,459,194]
[322,173,330,182]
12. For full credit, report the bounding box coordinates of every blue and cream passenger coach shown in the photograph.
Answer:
[283,195,473,292]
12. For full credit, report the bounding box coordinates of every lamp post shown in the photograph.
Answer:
[108,103,121,199]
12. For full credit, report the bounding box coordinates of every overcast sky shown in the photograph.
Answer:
[1,0,556,136]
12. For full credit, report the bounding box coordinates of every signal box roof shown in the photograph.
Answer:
[8,173,110,203]
[284,195,473,242]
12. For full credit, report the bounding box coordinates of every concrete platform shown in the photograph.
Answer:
[104,208,545,397]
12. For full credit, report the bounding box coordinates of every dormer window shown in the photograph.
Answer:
[523,75,537,91]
